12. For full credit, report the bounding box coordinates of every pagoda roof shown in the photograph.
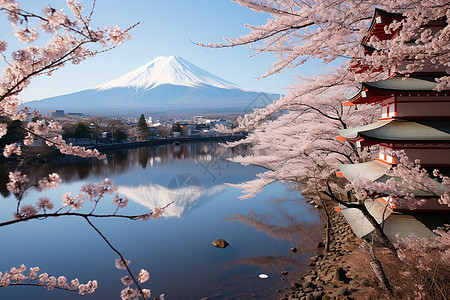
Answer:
[363,8,404,44]
[339,161,447,198]
[339,200,440,241]
[338,119,450,143]
[361,43,377,53]
[345,74,449,105]
[365,75,439,91]
[339,160,390,182]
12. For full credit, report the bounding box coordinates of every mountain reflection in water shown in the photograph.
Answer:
[118,183,225,218]
[0,142,321,300]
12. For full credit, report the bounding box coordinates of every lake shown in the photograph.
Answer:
[0,142,322,299]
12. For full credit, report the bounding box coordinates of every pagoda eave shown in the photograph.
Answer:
[363,8,404,44]
[338,119,450,143]
[345,75,449,105]
[339,161,447,198]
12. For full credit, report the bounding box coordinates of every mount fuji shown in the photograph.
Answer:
[27,56,280,116]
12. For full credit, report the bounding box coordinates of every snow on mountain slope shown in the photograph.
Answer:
[28,56,280,116]
[94,56,249,91]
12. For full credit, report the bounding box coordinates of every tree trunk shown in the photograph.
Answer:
[369,243,393,296]
[370,259,393,295]
[358,204,397,255]
[322,189,397,255]
[316,190,331,253]
[325,215,331,253]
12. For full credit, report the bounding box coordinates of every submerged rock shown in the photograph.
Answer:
[212,239,229,248]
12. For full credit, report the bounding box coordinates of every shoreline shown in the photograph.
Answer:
[85,134,246,151]
[277,207,377,300]
[0,135,245,168]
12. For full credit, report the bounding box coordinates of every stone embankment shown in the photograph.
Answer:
[279,210,373,300]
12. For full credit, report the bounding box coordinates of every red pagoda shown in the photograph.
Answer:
[336,9,449,240]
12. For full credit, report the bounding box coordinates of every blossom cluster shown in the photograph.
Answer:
[82,178,118,199]
[0,0,134,126]
[120,287,152,300]
[202,0,449,203]
[346,150,450,209]
[62,192,84,210]
[114,258,153,300]
[0,118,105,160]
[3,143,21,158]
[0,1,157,299]
[7,170,59,198]
[0,264,97,295]
[81,179,130,211]
[37,173,61,190]
[6,171,29,194]
[393,226,450,299]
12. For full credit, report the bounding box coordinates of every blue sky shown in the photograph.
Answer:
[0,0,323,102]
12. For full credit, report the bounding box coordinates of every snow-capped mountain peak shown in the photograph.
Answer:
[94,56,245,91]
[28,55,280,115]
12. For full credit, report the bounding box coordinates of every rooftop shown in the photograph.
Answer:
[338,119,450,143]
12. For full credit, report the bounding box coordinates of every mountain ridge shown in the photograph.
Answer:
[27,56,280,116]
[93,56,250,91]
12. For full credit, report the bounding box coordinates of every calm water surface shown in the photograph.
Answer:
[0,142,321,299]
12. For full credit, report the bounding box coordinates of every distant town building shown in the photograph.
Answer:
[193,116,206,124]
[185,125,200,136]
[210,119,233,128]
[48,110,65,117]
[102,132,112,139]
[66,112,83,117]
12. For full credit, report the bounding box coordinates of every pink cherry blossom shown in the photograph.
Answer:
[61,192,84,210]
[36,196,55,211]
[45,276,57,290]
[6,171,29,193]
[137,269,149,283]
[77,280,98,295]
[141,289,151,299]
[0,123,7,138]
[120,287,137,300]
[26,267,40,280]
[14,204,38,219]
[57,276,68,288]
[152,207,164,220]
[3,143,21,157]
[120,276,133,286]
[115,258,130,270]
[37,173,61,190]
[70,278,79,289]
[112,194,129,208]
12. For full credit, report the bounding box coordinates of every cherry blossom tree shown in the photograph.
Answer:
[204,0,449,251]
[0,1,166,299]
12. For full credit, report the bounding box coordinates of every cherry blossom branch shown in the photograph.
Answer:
[1,283,79,291]
[322,184,397,254]
[0,41,88,102]
[0,211,156,227]
[0,265,98,294]
[82,216,145,298]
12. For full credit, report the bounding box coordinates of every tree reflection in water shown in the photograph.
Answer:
[224,197,322,276]
[0,142,250,198]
